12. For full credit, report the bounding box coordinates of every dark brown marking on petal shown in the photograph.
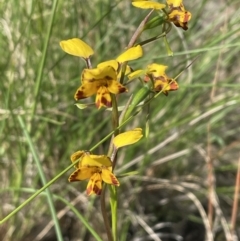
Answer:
[93,181,102,195]
[75,90,87,100]
[68,170,81,182]
[105,75,113,81]
[101,96,112,107]
[181,22,188,31]
[86,186,93,195]
[118,85,127,93]
[154,84,164,92]
[88,78,96,83]
[155,76,167,81]
[111,175,120,186]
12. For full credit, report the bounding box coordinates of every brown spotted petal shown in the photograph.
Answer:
[168,9,191,30]
[101,168,120,186]
[86,173,102,195]
[68,166,99,182]
[107,80,128,95]
[154,77,179,95]
[95,86,112,109]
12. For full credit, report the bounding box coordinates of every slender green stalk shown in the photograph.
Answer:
[108,94,119,166]
[30,0,59,129]
[100,185,113,241]
[109,94,120,241]
[163,35,173,56]
[17,116,63,241]
[101,94,120,241]
[109,186,118,241]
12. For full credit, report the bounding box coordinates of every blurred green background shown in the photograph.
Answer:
[1,0,240,240]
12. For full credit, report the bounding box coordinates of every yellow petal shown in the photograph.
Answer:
[101,168,120,186]
[70,150,85,168]
[70,150,85,163]
[113,128,143,149]
[107,80,128,95]
[96,86,112,109]
[82,66,117,83]
[86,173,102,195]
[132,1,166,10]
[74,82,98,100]
[68,166,98,182]
[97,60,119,72]
[116,45,143,63]
[166,0,182,7]
[60,38,94,58]
[147,63,168,77]
[81,153,112,167]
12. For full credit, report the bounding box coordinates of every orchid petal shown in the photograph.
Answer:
[113,128,143,149]
[116,45,143,63]
[60,38,94,58]
[68,166,98,182]
[101,168,120,186]
[86,173,102,195]
[132,1,166,10]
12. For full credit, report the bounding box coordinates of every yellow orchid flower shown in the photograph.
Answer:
[59,38,94,59]
[166,0,191,30]
[168,9,191,30]
[60,38,143,108]
[132,1,166,10]
[69,152,119,196]
[128,63,178,95]
[75,65,128,109]
[146,63,178,95]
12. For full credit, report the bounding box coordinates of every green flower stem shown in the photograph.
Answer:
[163,35,173,56]
[101,185,113,241]
[162,22,173,56]
[16,116,63,241]
[111,94,120,136]
[109,185,118,241]
[30,0,58,130]
[108,94,119,161]
[103,94,120,241]
[137,32,166,47]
